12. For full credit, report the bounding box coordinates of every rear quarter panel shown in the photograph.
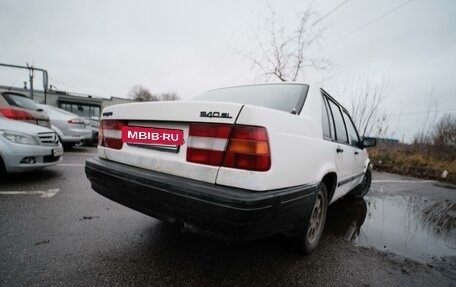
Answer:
[216,86,337,191]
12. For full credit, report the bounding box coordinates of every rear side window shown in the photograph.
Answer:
[327,99,348,144]
[321,96,334,140]
[2,93,39,111]
[342,111,360,147]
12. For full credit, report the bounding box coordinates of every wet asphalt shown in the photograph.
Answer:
[0,147,455,287]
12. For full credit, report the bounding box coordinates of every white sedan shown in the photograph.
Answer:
[0,118,63,174]
[85,83,376,253]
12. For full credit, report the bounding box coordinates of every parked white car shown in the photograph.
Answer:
[37,104,92,148]
[85,83,376,253]
[0,118,63,174]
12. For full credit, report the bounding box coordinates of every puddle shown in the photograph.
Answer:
[325,196,456,263]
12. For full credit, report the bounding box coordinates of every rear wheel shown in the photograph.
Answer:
[58,135,74,149]
[350,169,372,199]
[62,143,74,148]
[74,140,85,147]
[297,183,328,254]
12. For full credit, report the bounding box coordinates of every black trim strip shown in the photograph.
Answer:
[338,172,365,187]
[127,143,180,153]
[295,85,309,115]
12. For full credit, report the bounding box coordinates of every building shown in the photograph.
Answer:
[0,85,134,120]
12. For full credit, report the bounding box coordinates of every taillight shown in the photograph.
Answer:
[187,123,232,166]
[0,108,34,120]
[223,126,271,171]
[186,123,271,171]
[68,118,85,124]
[98,120,126,149]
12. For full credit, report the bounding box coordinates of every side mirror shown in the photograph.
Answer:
[362,137,376,148]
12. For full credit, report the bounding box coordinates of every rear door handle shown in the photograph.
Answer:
[354,151,359,155]
[336,148,344,153]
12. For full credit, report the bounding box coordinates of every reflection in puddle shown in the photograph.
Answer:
[325,198,367,241]
[325,196,456,263]
[357,196,456,262]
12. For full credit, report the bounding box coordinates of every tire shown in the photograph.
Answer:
[297,183,328,254]
[0,155,7,177]
[74,140,85,147]
[57,135,73,149]
[62,142,74,148]
[350,169,372,199]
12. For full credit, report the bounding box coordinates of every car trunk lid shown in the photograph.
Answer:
[99,101,244,184]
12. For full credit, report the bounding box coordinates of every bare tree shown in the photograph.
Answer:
[129,85,159,102]
[129,86,180,102]
[343,73,389,138]
[433,114,456,146]
[159,92,180,101]
[413,93,439,145]
[242,7,331,82]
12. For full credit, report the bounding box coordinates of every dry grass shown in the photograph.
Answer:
[369,143,456,184]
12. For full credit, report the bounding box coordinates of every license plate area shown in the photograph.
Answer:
[122,126,185,146]
[37,120,48,127]
[53,147,63,157]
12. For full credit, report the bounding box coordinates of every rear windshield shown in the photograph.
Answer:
[192,84,309,113]
[2,93,39,111]
[41,104,77,116]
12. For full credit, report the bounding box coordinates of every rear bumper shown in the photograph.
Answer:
[85,157,317,242]
[60,129,92,143]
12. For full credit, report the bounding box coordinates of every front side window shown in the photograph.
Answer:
[343,111,361,148]
[327,99,348,144]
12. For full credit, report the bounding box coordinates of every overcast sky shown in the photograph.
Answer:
[1,0,455,141]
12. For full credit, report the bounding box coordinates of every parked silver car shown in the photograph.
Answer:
[86,118,99,145]
[0,118,63,174]
[37,104,92,148]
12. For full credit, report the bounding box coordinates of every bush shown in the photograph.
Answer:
[369,143,456,184]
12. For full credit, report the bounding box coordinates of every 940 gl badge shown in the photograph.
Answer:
[200,111,232,119]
